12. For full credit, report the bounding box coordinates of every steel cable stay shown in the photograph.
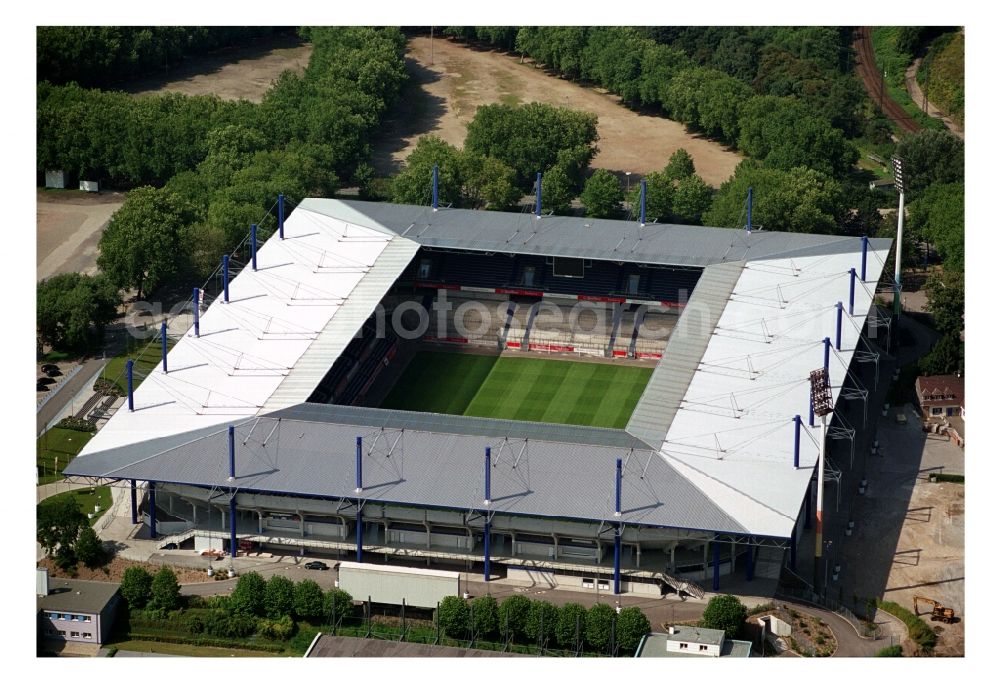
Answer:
[735,268,842,299]
[147,369,264,411]
[182,336,292,375]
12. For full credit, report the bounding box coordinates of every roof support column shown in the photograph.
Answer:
[711,538,721,592]
[793,414,802,468]
[789,528,797,572]
[746,544,755,582]
[148,481,157,539]
[192,287,200,338]
[251,224,258,271]
[230,495,238,559]
[126,359,134,412]
[614,457,622,595]
[161,321,168,373]
[129,480,137,525]
[356,435,363,563]
[278,193,285,240]
[484,446,492,582]
[804,477,812,530]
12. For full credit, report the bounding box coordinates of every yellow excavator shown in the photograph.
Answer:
[913,596,957,623]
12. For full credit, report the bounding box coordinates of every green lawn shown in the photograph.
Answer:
[37,427,96,484]
[381,352,652,429]
[38,486,111,525]
[100,334,176,391]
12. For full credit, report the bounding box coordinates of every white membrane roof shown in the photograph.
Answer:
[78,203,418,457]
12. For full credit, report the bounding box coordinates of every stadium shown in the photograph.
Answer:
[65,188,893,598]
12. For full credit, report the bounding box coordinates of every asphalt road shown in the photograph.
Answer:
[36,357,107,436]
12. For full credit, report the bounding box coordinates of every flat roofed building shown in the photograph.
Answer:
[37,576,120,645]
[635,627,752,657]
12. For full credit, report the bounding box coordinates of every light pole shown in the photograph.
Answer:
[891,155,905,317]
[625,171,632,196]
[810,367,833,598]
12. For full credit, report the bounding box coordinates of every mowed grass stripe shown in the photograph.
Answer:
[379,352,498,414]
[382,352,653,429]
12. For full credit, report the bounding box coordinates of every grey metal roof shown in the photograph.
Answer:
[65,404,746,535]
[266,403,653,450]
[626,262,745,448]
[303,199,893,269]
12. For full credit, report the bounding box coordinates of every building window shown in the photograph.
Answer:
[699,645,708,651]
[48,613,59,620]
[931,407,942,415]
[581,578,594,589]
[520,265,536,287]
[679,643,688,649]
[82,633,92,639]
[72,615,80,621]
[84,616,91,622]
[417,259,432,279]
[70,631,80,638]
[627,274,641,295]
[58,631,66,637]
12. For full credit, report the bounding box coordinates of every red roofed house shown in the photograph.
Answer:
[915,375,965,446]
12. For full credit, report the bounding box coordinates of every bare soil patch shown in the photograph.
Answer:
[37,190,124,281]
[39,555,213,584]
[126,34,311,103]
[372,36,741,187]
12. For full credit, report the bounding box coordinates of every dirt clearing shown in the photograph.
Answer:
[126,34,311,103]
[37,190,124,281]
[372,36,741,187]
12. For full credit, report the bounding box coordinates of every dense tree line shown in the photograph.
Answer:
[446,26,861,178]
[436,595,650,654]
[37,27,294,89]
[59,27,407,299]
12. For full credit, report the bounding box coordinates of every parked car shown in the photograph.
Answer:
[37,383,49,392]
[41,364,61,376]
[37,377,55,386]
[304,561,329,570]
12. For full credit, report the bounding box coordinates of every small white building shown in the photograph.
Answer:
[635,626,752,658]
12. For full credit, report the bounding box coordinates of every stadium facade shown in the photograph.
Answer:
[66,197,892,597]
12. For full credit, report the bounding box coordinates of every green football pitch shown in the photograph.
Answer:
[379,352,653,429]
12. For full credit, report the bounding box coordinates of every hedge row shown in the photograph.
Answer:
[125,632,285,653]
[876,600,937,652]
[55,416,97,432]
[929,473,964,484]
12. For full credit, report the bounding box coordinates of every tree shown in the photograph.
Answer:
[626,171,674,223]
[75,526,108,569]
[36,494,87,569]
[229,571,266,617]
[703,161,844,234]
[324,588,354,625]
[918,333,964,376]
[664,148,696,181]
[615,607,651,653]
[470,595,499,638]
[459,151,520,210]
[119,567,153,610]
[36,273,121,352]
[580,169,623,219]
[498,595,533,643]
[672,174,714,223]
[150,567,181,611]
[437,596,470,638]
[895,129,964,192]
[541,166,576,215]
[923,270,965,339]
[584,602,616,652]
[390,136,463,207]
[908,183,964,272]
[701,594,748,639]
[523,600,559,646]
[555,602,587,649]
[465,102,598,187]
[97,187,191,299]
[263,575,296,619]
[293,579,325,621]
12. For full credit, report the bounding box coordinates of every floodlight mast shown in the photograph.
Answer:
[809,367,833,595]
[891,156,905,316]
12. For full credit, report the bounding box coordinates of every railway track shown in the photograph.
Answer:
[853,26,922,135]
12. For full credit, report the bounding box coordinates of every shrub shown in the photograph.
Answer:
[56,417,97,433]
[615,607,651,653]
[876,644,903,657]
[701,594,748,639]
[437,596,470,639]
[584,603,616,653]
[323,589,354,624]
[470,595,499,638]
[293,579,325,621]
[257,614,297,641]
[149,567,181,611]
[523,600,559,645]
[76,526,108,568]
[263,575,295,619]
[186,615,206,634]
[555,602,587,649]
[929,473,964,484]
[119,567,153,610]
[106,646,118,657]
[204,610,257,638]
[877,600,937,653]
[229,571,266,617]
[498,595,533,643]
[93,378,125,396]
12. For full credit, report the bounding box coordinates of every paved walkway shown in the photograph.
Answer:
[905,58,964,140]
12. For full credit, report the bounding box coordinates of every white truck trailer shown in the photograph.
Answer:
[336,561,460,609]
